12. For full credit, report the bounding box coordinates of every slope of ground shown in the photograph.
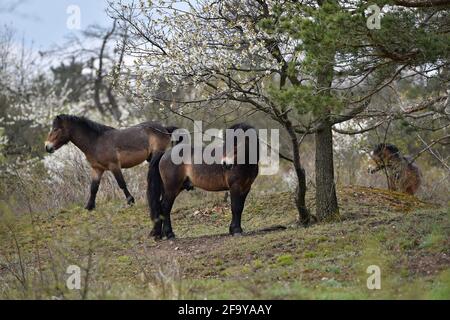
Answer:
[0,186,449,299]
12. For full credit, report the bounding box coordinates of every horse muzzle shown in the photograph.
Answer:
[222,161,233,170]
[45,141,55,153]
[222,155,234,170]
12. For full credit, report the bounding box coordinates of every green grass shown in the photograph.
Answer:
[0,186,449,299]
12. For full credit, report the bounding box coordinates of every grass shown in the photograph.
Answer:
[0,185,449,299]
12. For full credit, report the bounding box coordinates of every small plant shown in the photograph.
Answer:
[276,254,294,266]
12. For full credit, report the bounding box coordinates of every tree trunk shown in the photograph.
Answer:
[313,4,338,220]
[315,121,339,220]
[285,121,310,226]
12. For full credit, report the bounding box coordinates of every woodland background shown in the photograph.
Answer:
[0,0,449,299]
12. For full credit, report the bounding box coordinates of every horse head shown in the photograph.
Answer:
[45,115,71,153]
[368,143,400,173]
[222,123,258,170]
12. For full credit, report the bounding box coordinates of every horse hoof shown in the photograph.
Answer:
[85,204,95,211]
[229,226,243,236]
[165,232,176,240]
[232,232,243,237]
[149,229,162,240]
[127,196,135,205]
[151,233,163,241]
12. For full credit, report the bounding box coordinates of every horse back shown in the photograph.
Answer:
[393,156,421,195]
[112,122,170,151]
[137,121,172,152]
[94,122,170,169]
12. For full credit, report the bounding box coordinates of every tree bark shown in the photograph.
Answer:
[315,120,339,220]
[285,120,310,226]
[314,0,339,220]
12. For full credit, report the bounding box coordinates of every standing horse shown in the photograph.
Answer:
[369,143,421,195]
[45,114,174,210]
[147,123,259,239]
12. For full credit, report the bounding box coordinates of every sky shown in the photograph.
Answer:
[0,0,112,49]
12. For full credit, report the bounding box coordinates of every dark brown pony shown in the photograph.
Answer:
[147,123,259,239]
[369,143,421,195]
[45,114,174,210]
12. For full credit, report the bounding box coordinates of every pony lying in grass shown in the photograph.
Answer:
[369,143,421,195]
[45,114,175,210]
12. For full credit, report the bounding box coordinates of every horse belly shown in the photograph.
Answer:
[118,150,149,168]
[186,165,228,192]
[192,179,229,192]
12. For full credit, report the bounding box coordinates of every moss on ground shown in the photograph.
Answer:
[0,186,448,299]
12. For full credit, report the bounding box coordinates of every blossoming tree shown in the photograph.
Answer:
[110,0,449,223]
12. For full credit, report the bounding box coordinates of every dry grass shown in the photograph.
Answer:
[0,185,449,299]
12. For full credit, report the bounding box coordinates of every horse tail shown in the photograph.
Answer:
[147,151,165,223]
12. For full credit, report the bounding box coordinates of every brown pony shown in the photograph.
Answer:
[45,114,174,210]
[147,123,259,239]
[369,143,421,195]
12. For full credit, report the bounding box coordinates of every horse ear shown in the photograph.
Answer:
[53,115,63,128]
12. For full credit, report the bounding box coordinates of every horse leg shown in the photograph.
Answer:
[85,168,104,210]
[147,152,165,240]
[112,168,135,205]
[229,188,249,236]
[148,185,163,241]
[150,219,163,240]
[161,193,176,239]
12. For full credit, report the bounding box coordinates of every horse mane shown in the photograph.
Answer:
[224,122,258,145]
[227,122,255,131]
[373,143,400,156]
[224,122,259,163]
[164,126,179,134]
[372,143,421,195]
[56,114,115,135]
